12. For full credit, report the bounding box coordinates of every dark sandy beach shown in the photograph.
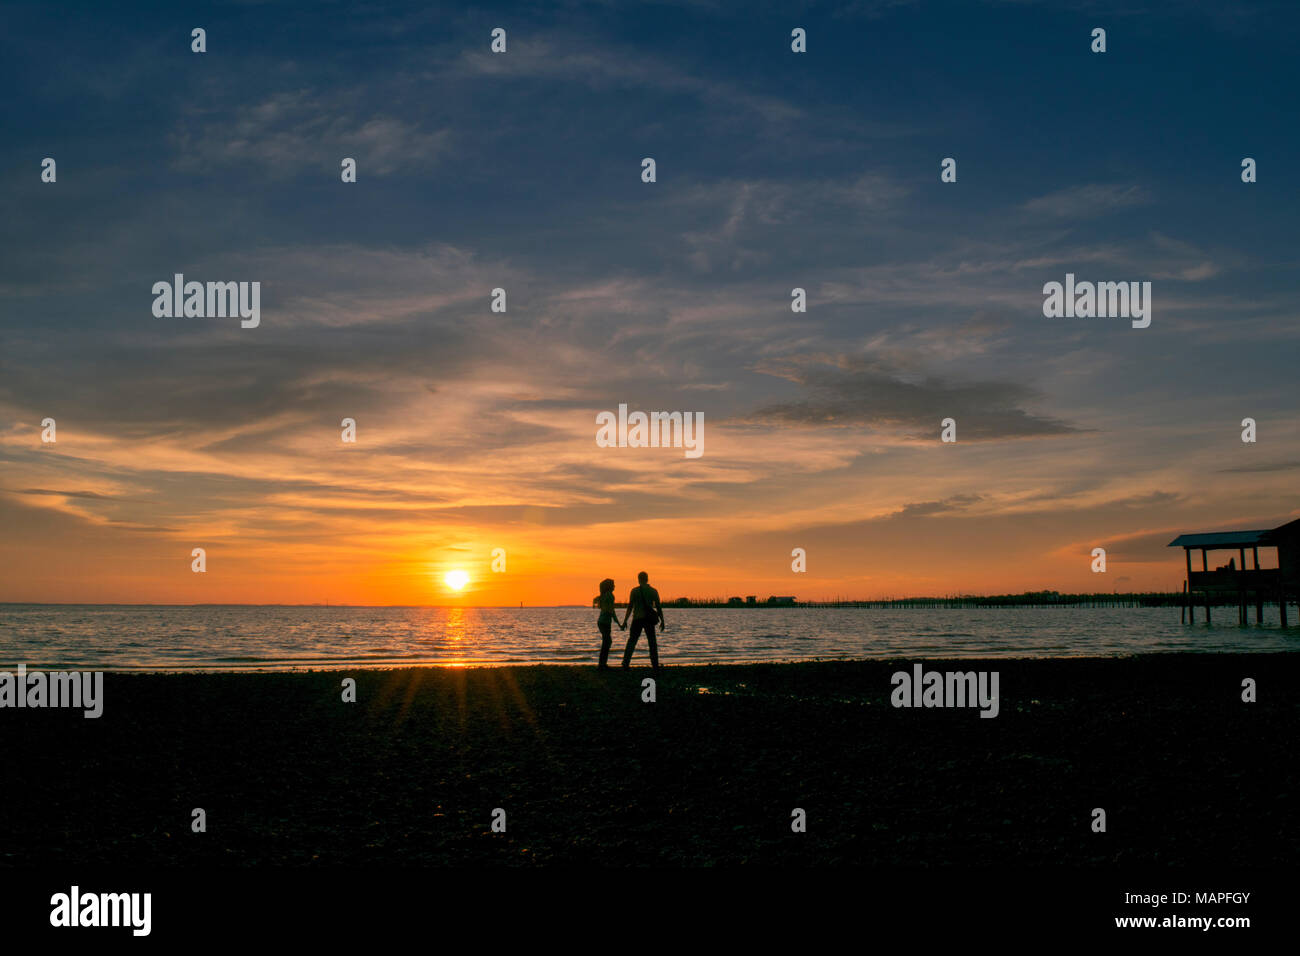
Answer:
[1,654,1295,867]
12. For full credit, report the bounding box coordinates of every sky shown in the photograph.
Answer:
[1,0,1297,605]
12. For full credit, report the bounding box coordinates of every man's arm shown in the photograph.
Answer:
[654,590,665,627]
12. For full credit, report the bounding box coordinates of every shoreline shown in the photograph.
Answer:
[3,646,1296,674]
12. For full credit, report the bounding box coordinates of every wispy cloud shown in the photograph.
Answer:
[744,354,1084,440]
[170,90,452,177]
[1022,184,1151,219]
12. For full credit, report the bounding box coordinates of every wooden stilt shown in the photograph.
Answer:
[1237,547,1247,625]
[1202,549,1210,623]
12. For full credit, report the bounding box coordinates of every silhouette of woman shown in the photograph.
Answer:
[595,578,622,669]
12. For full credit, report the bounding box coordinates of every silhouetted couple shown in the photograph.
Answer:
[596,571,664,670]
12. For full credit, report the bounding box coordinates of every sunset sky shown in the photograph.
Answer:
[1,1,1297,605]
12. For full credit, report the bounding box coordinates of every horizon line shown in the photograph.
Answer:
[0,590,1185,609]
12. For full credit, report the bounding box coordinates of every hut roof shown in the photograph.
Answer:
[1167,530,1272,549]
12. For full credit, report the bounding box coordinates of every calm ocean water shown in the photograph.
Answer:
[0,604,1295,671]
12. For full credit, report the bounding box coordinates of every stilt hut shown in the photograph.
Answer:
[1168,517,1299,625]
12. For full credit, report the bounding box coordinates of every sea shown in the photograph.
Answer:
[0,604,1295,671]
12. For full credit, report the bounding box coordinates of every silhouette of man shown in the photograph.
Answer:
[620,571,664,669]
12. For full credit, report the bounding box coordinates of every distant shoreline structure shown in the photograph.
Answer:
[621,590,1296,609]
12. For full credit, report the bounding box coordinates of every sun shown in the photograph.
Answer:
[444,569,470,591]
